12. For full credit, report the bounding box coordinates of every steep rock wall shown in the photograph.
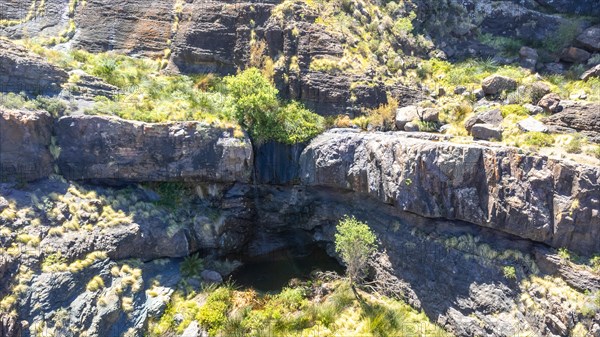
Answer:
[56,115,253,183]
[0,108,54,182]
[300,130,600,255]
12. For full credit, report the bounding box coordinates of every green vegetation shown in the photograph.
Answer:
[273,0,431,78]
[225,68,325,144]
[197,287,233,335]
[335,216,377,284]
[151,279,448,337]
[503,266,517,280]
[180,254,204,278]
[18,43,325,144]
[0,92,67,117]
[558,248,572,261]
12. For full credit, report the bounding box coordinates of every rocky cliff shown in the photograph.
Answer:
[301,130,600,256]
[1,110,600,336]
[4,0,597,115]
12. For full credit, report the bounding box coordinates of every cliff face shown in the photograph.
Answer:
[1,112,600,336]
[301,130,600,255]
[0,108,54,182]
[56,115,253,184]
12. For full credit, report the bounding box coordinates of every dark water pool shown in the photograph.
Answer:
[230,246,344,293]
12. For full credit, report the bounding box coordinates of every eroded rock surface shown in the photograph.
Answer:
[300,130,600,255]
[0,108,53,182]
[56,115,253,183]
[0,39,68,95]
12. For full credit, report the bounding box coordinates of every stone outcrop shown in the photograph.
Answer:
[543,100,600,143]
[0,39,68,95]
[56,115,253,183]
[72,0,173,56]
[0,108,54,182]
[0,313,21,337]
[300,130,600,255]
[481,75,517,95]
[576,25,600,52]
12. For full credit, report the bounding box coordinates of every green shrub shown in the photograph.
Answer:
[500,105,528,118]
[197,287,232,336]
[502,266,517,280]
[368,97,398,131]
[591,255,600,273]
[558,248,571,261]
[335,215,378,284]
[543,21,580,52]
[225,68,324,144]
[180,253,204,278]
[565,134,584,154]
[521,132,555,148]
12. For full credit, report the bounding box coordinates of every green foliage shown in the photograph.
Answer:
[479,33,523,57]
[543,21,580,52]
[335,216,377,283]
[367,97,398,131]
[225,68,324,144]
[0,92,67,117]
[197,287,233,336]
[500,104,528,118]
[558,248,571,261]
[521,132,555,148]
[591,255,600,273]
[565,134,584,154]
[180,253,204,278]
[416,120,438,132]
[502,266,517,280]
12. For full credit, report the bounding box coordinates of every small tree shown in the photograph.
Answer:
[335,216,377,284]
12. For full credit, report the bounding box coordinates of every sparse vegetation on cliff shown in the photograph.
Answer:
[335,216,377,284]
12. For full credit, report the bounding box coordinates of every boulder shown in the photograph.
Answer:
[55,115,253,183]
[0,108,54,182]
[538,93,562,113]
[534,0,600,16]
[581,64,600,81]
[404,122,420,132]
[481,75,518,95]
[0,196,8,212]
[454,86,467,95]
[464,109,503,132]
[180,321,208,337]
[471,124,503,141]
[560,47,591,63]
[517,117,549,133]
[519,46,538,60]
[519,46,538,69]
[0,39,68,95]
[542,62,565,75]
[523,103,544,115]
[473,88,485,100]
[575,25,600,52]
[200,270,223,284]
[395,106,418,130]
[529,82,552,104]
[543,100,600,142]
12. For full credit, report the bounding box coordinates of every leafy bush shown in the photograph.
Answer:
[180,253,204,278]
[225,68,324,144]
[197,287,233,336]
[502,266,517,280]
[521,132,555,148]
[500,105,528,118]
[565,134,584,154]
[368,97,398,131]
[335,215,378,284]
